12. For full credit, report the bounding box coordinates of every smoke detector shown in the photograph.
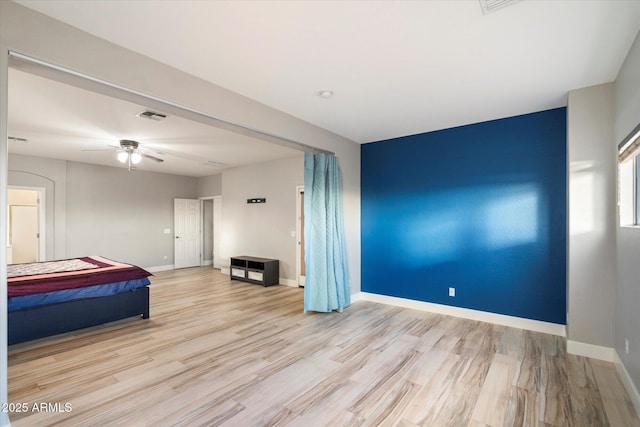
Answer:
[137,109,168,121]
[479,0,522,14]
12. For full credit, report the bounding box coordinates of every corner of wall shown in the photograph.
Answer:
[566,82,616,349]
[566,340,616,362]
[615,351,640,418]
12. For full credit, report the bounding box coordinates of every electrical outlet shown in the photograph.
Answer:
[449,287,455,297]
[626,338,630,355]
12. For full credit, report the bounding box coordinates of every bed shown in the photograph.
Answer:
[8,256,152,345]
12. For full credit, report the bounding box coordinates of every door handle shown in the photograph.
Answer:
[175,236,181,239]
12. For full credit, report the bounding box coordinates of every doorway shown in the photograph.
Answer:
[201,198,213,267]
[213,197,222,269]
[7,187,45,264]
[199,196,222,269]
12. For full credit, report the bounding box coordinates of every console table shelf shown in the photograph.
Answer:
[230,256,279,287]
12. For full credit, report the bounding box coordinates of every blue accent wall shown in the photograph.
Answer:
[361,108,566,324]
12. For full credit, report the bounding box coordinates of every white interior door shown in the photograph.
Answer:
[174,198,200,269]
[10,205,38,263]
[8,187,45,263]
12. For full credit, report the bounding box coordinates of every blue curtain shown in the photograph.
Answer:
[304,152,350,313]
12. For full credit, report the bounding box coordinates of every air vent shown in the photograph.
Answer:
[136,110,168,121]
[8,136,28,143]
[200,160,227,168]
[479,0,521,14]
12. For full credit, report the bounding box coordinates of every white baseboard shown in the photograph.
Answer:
[279,278,298,287]
[615,352,640,418]
[350,292,362,303]
[146,264,174,273]
[202,259,213,266]
[221,267,230,275]
[356,292,566,337]
[566,340,616,362]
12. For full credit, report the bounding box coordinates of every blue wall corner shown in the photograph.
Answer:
[361,108,567,324]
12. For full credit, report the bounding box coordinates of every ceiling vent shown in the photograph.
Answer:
[137,110,168,121]
[200,160,227,168]
[479,0,521,14]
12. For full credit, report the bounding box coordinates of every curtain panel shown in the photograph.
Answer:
[303,152,350,313]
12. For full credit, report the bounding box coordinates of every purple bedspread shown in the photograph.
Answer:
[8,256,152,297]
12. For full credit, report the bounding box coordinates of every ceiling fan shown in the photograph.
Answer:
[115,139,163,171]
[83,139,164,171]
[83,138,229,171]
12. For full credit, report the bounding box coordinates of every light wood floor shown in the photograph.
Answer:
[7,267,640,426]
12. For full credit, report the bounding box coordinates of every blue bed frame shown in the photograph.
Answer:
[8,286,149,345]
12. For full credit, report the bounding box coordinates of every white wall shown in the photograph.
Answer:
[616,30,640,394]
[221,155,303,283]
[66,161,197,268]
[0,7,9,422]
[567,83,616,349]
[197,173,222,197]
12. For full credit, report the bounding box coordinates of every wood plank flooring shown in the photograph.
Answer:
[7,267,640,426]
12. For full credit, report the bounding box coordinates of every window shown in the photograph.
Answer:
[618,123,640,226]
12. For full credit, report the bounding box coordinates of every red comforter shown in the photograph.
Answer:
[8,256,152,297]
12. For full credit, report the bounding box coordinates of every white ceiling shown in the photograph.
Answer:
[8,68,301,177]
[9,0,640,174]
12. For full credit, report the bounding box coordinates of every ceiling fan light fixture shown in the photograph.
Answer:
[117,151,129,163]
[130,151,142,164]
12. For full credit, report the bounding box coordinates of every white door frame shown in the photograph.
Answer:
[212,196,222,269]
[296,185,305,287]
[7,186,45,262]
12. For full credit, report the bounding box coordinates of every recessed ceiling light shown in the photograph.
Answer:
[318,90,334,99]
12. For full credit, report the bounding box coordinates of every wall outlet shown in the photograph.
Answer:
[626,338,630,355]
[448,287,455,297]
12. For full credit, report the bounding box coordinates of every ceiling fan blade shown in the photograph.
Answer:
[140,152,164,163]
[81,144,120,152]
[149,148,227,168]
